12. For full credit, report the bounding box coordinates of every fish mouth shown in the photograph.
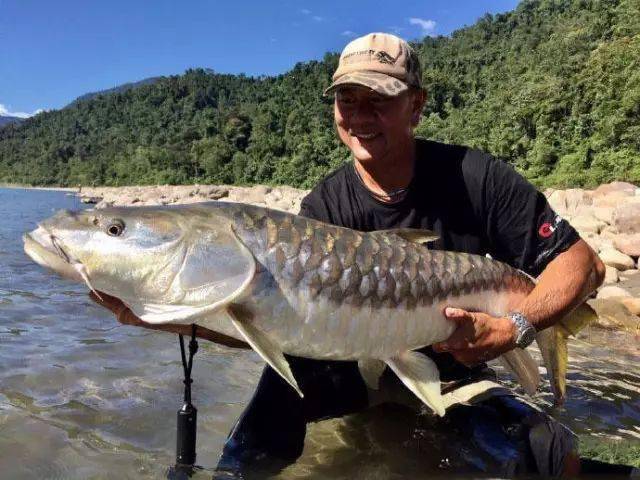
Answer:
[23,227,83,282]
[24,227,104,299]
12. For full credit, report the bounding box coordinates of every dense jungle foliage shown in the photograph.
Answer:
[1,0,638,188]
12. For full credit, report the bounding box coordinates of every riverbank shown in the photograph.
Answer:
[0,183,78,192]
[75,181,640,334]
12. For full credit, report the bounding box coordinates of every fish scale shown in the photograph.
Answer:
[228,205,534,359]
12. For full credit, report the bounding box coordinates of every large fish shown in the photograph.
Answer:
[24,202,595,415]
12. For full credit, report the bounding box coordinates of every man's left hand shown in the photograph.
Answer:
[432,307,517,366]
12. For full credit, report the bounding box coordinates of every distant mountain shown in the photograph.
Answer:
[68,77,164,106]
[0,116,23,127]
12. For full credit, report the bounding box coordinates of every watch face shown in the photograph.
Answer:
[518,327,536,349]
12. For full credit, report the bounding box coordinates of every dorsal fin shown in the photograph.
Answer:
[372,228,439,244]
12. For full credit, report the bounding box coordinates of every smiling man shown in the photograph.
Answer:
[95,33,609,477]
[214,32,606,477]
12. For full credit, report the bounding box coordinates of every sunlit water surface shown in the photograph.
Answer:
[1,188,638,479]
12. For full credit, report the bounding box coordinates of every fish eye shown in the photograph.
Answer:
[106,220,125,237]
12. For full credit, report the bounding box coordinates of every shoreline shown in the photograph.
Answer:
[0,183,78,192]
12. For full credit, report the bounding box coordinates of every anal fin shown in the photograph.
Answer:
[386,351,445,417]
[226,306,303,398]
[358,359,386,390]
[498,348,540,396]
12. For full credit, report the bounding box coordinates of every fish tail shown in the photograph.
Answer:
[537,302,598,405]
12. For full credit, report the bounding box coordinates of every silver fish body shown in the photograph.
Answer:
[24,202,593,414]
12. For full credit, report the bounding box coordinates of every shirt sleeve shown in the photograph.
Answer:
[483,158,580,276]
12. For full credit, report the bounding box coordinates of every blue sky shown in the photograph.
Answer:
[1,0,519,115]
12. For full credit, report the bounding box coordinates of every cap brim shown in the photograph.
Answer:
[323,71,409,97]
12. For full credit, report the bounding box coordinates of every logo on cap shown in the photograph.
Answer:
[375,51,398,65]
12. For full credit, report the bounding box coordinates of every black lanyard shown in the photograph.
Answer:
[169,324,199,478]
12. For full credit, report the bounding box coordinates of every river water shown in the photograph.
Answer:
[1,187,639,479]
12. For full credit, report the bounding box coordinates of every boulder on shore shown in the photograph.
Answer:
[598,248,636,271]
[612,233,640,258]
[592,181,637,198]
[588,299,640,334]
[613,202,640,234]
[596,285,633,299]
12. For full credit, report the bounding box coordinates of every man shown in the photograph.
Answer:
[97,33,607,477]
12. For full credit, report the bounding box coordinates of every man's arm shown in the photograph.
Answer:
[90,291,250,348]
[433,239,605,366]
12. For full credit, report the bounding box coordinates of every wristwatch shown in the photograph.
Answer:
[507,312,537,349]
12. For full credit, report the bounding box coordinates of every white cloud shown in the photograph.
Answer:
[299,9,325,22]
[341,30,357,37]
[409,17,437,36]
[0,103,41,118]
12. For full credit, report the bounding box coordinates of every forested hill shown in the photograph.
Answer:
[68,77,164,106]
[0,116,23,127]
[1,0,638,188]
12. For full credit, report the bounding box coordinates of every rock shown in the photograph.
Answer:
[593,192,640,210]
[80,196,102,204]
[205,186,229,200]
[603,265,619,285]
[593,182,637,198]
[592,206,615,225]
[598,248,636,271]
[612,233,640,257]
[582,234,602,253]
[620,298,640,316]
[234,185,272,205]
[596,285,633,299]
[588,298,640,333]
[612,202,640,234]
[546,189,592,217]
[622,268,640,277]
[570,215,605,235]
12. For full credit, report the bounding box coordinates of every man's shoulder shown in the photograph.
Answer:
[417,138,496,170]
[303,163,351,203]
[299,163,352,220]
[415,138,499,189]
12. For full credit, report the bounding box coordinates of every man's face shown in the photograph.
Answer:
[334,85,424,165]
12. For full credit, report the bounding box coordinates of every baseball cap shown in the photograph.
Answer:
[324,32,423,97]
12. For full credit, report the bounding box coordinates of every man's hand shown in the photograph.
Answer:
[89,291,249,349]
[90,291,148,327]
[432,307,517,366]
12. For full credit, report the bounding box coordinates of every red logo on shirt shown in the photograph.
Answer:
[538,215,563,238]
[539,223,553,238]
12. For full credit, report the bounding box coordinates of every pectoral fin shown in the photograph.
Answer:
[386,351,445,417]
[498,348,540,396]
[226,306,303,398]
[358,359,386,390]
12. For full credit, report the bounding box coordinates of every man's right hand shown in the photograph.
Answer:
[89,291,250,349]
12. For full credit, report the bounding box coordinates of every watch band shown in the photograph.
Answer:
[507,312,536,349]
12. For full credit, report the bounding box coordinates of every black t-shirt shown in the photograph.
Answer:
[299,138,579,276]
[298,138,580,380]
